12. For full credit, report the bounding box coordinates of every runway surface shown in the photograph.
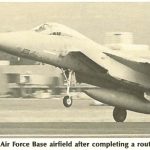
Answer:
[0,97,150,136]
[1,122,150,136]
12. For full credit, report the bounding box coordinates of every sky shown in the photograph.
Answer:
[0,3,150,45]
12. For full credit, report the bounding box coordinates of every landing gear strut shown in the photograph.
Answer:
[61,69,74,107]
[113,107,127,122]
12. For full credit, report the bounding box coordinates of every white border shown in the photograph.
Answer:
[0,0,150,2]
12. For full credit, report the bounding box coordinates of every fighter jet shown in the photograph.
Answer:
[0,22,150,122]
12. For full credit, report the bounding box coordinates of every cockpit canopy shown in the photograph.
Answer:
[33,22,87,39]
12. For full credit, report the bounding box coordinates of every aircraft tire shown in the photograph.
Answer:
[63,96,72,107]
[113,107,127,122]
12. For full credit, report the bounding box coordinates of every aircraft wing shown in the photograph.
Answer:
[62,45,119,75]
[67,51,108,74]
[104,52,150,75]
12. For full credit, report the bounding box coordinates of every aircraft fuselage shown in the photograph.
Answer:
[0,30,150,91]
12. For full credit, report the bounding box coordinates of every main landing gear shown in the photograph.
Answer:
[61,69,74,107]
[113,107,127,122]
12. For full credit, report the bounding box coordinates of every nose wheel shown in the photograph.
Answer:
[63,96,73,107]
[113,107,127,122]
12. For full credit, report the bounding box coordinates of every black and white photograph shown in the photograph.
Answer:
[0,2,150,136]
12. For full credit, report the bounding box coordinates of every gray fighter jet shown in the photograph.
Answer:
[0,23,150,122]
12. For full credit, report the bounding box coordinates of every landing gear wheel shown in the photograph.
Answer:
[63,96,72,107]
[113,107,127,122]
[61,69,75,107]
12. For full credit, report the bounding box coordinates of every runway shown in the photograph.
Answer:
[0,97,150,136]
[1,122,150,136]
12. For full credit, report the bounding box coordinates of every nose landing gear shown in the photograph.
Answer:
[61,69,74,108]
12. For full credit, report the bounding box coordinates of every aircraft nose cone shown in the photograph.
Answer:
[0,32,25,55]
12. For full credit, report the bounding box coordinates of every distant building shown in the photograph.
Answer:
[104,32,149,51]
[0,64,63,97]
